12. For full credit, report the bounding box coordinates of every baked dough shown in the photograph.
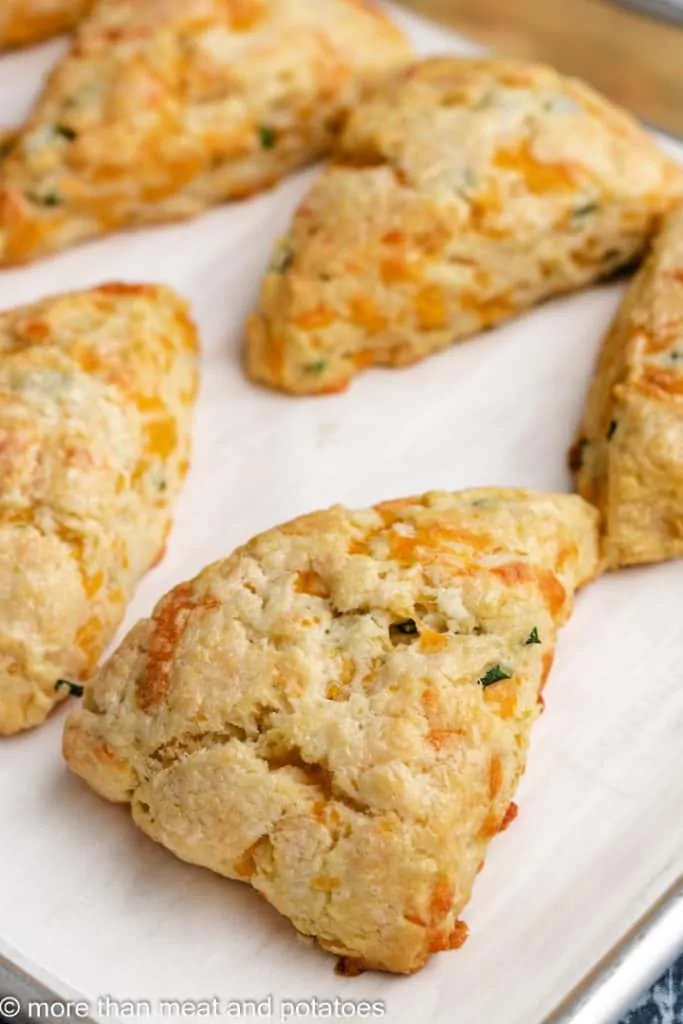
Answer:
[0,284,198,735]
[64,488,599,974]
[572,205,683,568]
[0,0,409,265]
[0,1,90,49]
[246,57,683,394]
[0,131,18,163]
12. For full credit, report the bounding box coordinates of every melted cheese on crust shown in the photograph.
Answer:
[246,57,683,394]
[0,283,198,734]
[0,0,409,265]
[64,488,599,974]
[572,205,683,567]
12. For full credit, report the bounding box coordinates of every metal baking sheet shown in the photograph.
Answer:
[0,7,681,1024]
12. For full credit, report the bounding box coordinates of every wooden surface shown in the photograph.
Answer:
[399,0,683,136]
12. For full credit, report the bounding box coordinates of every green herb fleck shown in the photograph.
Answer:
[389,618,420,645]
[62,82,103,109]
[456,167,479,200]
[271,246,294,274]
[27,190,63,207]
[670,350,682,362]
[55,678,84,698]
[545,96,580,115]
[525,627,541,646]
[304,359,327,374]
[473,92,494,111]
[573,200,598,218]
[259,125,277,150]
[606,420,618,440]
[478,664,513,688]
[55,123,77,141]
[150,466,168,492]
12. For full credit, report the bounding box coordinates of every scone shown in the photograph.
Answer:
[0,1,90,49]
[246,57,683,394]
[64,488,599,974]
[0,284,198,735]
[0,131,18,162]
[571,206,683,568]
[0,0,409,265]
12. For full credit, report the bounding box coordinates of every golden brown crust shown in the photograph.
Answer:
[0,284,198,735]
[64,488,599,973]
[0,0,409,265]
[246,56,682,394]
[0,131,19,163]
[0,0,90,49]
[572,204,683,567]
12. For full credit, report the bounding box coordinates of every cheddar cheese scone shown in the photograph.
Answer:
[0,1,90,49]
[64,489,598,973]
[572,206,683,568]
[0,284,198,736]
[247,57,683,394]
[0,131,18,162]
[0,0,409,266]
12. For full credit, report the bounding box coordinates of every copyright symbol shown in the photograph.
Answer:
[0,996,21,1018]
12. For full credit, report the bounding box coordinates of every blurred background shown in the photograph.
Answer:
[399,0,683,137]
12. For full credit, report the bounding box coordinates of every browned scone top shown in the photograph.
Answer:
[246,56,682,394]
[0,0,91,49]
[572,205,683,568]
[64,488,599,974]
[0,284,198,735]
[0,0,410,265]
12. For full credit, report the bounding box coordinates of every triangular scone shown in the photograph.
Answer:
[0,1,90,49]
[0,0,409,265]
[0,284,198,735]
[0,131,18,163]
[572,206,683,568]
[64,489,598,974]
[246,57,683,394]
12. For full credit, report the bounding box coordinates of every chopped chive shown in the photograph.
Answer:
[389,618,420,645]
[27,190,63,207]
[478,664,513,688]
[259,125,277,150]
[473,92,493,111]
[55,123,77,141]
[55,678,84,698]
[150,466,167,492]
[271,246,294,274]
[304,359,327,374]
[573,200,598,218]
[606,420,618,440]
[525,627,541,645]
